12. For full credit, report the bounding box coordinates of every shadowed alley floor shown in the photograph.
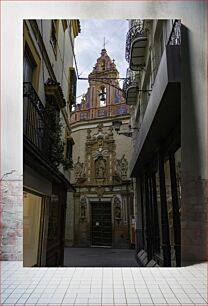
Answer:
[64,247,139,267]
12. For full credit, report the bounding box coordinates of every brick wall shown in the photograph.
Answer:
[0,171,23,260]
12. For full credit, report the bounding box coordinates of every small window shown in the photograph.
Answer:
[23,22,41,92]
[65,138,73,160]
[50,20,59,57]
[23,48,35,83]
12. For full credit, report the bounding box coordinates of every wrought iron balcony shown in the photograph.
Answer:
[168,20,181,45]
[23,82,51,158]
[125,20,148,71]
[123,68,139,105]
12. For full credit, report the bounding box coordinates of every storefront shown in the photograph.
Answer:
[137,145,181,267]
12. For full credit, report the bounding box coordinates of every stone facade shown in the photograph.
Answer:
[0,172,23,260]
[65,49,135,248]
[72,124,133,248]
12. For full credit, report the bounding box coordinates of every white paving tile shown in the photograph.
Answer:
[75,297,89,304]
[164,297,180,303]
[0,261,207,305]
[62,296,76,303]
[102,298,114,303]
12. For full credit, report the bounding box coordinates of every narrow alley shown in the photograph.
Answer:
[64,247,139,267]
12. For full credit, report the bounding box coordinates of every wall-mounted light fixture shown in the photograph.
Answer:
[112,120,122,132]
[112,120,138,137]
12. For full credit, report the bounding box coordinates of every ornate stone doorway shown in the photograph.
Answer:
[91,203,112,247]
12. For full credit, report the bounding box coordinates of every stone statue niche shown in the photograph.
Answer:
[74,156,86,181]
[120,154,128,179]
[114,154,128,181]
[80,196,87,222]
[95,156,106,179]
[114,196,122,225]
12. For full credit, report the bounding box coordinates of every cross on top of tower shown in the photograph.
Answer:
[103,37,106,49]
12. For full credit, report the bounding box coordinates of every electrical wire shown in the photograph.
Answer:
[68,20,127,81]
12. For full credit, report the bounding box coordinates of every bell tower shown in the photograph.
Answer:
[68,48,134,249]
[71,49,128,122]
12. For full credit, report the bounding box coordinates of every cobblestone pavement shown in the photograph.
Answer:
[64,247,139,267]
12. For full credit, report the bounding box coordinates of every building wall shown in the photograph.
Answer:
[23,19,79,266]
[127,4,207,266]
[127,19,181,266]
[1,19,79,264]
[180,3,208,264]
[0,172,23,261]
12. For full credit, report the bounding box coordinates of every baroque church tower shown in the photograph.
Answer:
[65,49,135,249]
[71,48,128,123]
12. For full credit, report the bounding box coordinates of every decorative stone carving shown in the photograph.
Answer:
[95,156,106,178]
[80,196,87,222]
[74,156,85,179]
[87,129,92,139]
[108,126,113,137]
[120,154,128,179]
[96,186,105,196]
[115,206,121,219]
[115,159,121,175]
[74,124,129,187]
[97,137,103,149]
[114,196,122,222]
[114,154,128,181]
[97,123,103,132]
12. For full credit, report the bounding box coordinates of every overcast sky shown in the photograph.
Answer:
[74,20,129,103]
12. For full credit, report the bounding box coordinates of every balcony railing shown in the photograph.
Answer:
[23,82,51,157]
[123,68,137,92]
[123,69,139,105]
[168,20,181,46]
[125,20,145,62]
[125,20,148,70]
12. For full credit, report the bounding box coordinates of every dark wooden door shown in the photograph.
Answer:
[46,184,66,266]
[92,203,112,246]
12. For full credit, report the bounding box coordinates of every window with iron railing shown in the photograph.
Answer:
[23,82,66,169]
[23,82,51,157]
[23,49,35,83]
